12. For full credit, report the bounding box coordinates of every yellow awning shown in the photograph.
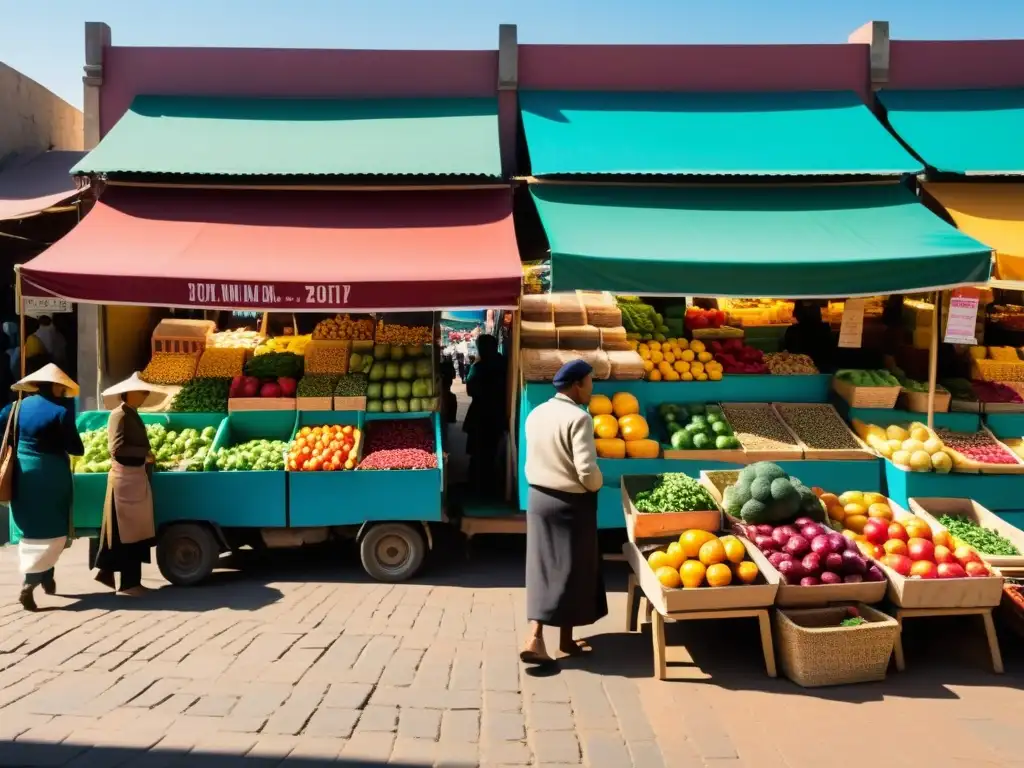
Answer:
[923,183,1024,287]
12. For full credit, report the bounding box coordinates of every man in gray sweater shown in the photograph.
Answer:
[520,359,607,665]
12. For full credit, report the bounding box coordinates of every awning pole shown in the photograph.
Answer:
[506,308,521,503]
[926,291,941,430]
[16,266,26,379]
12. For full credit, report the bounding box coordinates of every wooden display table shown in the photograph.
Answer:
[623,542,778,681]
[889,606,1004,674]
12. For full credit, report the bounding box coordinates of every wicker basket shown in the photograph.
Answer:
[773,604,899,687]
[832,377,901,409]
[901,388,952,414]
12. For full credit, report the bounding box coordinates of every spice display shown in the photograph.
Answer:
[937,515,1021,557]
[141,353,197,385]
[375,321,431,346]
[358,419,437,470]
[296,376,338,398]
[288,424,361,471]
[633,473,717,514]
[210,439,289,471]
[720,404,800,452]
[937,429,1020,466]
[775,404,861,450]
[171,378,231,413]
[764,352,818,375]
[335,373,368,397]
[646,531,759,589]
[244,352,304,380]
[723,462,822,524]
[196,347,247,378]
[209,329,262,349]
[313,314,374,341]
[305,341,351,375]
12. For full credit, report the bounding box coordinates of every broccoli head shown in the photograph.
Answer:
[738,465,759,485]
[750,476,773,504]
[740,498,768,523]
[753,462,787,483]
[769,477,794,501]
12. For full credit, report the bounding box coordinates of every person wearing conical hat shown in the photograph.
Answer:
[92,373,156,596]
[1,364,84,611]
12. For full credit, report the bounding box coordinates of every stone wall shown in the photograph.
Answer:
[0,62,83,167]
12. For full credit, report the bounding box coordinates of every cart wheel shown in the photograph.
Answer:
[157,523,219,586]
[360,523,426,583]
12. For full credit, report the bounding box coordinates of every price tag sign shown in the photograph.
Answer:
[838,298,865,348]
[24,297,72,316]
[944,288,980,345]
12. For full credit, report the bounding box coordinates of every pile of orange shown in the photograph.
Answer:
[648,529,759,589]
[288,424,360,471]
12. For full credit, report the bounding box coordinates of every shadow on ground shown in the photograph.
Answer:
[0,741,419,767]
[548,610,1024,703]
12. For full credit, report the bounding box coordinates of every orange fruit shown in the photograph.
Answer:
[648,550,670,570]
[680,529,715,559]
[867,503,893,520]
[933,530,953,550]
[819,492,840,508]
[705,563,733,587]
[720,535,746,564]
[734,561,759,584]
[845,515,868,534]
[863,492,886,506]
[680,560,706,589]
[698,538,727,567]
[904,520,932,541]
[663,542,686,569]
[655,566,681,589]
[827,504,846,522]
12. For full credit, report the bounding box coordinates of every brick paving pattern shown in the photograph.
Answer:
[1,539,1022,766]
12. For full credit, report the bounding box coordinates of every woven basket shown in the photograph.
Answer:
[773,604,899,687]
[832,377,901,409]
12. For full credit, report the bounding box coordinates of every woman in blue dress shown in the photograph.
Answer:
[1,364,83,611]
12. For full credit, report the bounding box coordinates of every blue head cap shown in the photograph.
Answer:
[552,359,593,389]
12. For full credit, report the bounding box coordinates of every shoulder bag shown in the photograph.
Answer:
[0,396,22,503]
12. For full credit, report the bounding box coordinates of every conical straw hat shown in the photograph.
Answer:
[101,373,152,398]
[13,363,79,397]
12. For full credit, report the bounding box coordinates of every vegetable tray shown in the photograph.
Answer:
[832,378,901,409]
[624,537,779,614]
[621,475,722,542]
[908,498,1024,570]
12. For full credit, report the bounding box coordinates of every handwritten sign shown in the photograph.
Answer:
[944,288,980,346]
[838,298,865,348]
[24,297,72,315]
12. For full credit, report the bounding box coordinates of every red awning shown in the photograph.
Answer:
[21,186,522,311]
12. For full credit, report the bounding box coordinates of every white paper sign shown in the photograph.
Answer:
[838,298,865,348]
[944,293,979,345]
[24,297,72,316]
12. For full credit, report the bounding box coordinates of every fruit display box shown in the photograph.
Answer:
[832,377,901,410]
[901,388,952,414]
[620,475,722,541]
[771,403,875,462]
[229,397,297,412]
[884,460,1022,511]
[908,498,1024,571]
[940,425,1024,475]
[717,403,804,462]
[759,556,888,607]
[333,396,367,412]
[297,396,334,411]
[624,537,779,614]
[985,412,1024,437]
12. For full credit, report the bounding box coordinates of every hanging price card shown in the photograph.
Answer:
[838,298,865,348]
[944,288,980,345]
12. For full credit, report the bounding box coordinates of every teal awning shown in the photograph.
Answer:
[531,183,991,297]
[73,95,502,178]
[520,91,922,176]
[877,89,1024,175]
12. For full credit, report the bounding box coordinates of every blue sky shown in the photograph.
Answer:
[3,0,1022,109]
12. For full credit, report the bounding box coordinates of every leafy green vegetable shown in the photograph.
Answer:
[171,377,231,413]
[210,439,288,472]
[244,352,304,380]
[840,617,867,627]
[937,514,1020,556]
[633,473,716,514]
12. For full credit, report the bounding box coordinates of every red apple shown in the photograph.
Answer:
[933,545,956,565]
[954,546,981,567]
[883,554,912,576]
[910,560,938,579]
[863,519,889,546]
[872,544,886,560]
[907,538,935,562]
[965,561,990,578]
[937,562,967,579]
[887,522,909,542]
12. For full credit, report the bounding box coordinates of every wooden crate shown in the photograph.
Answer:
[152,319,216,356]
[719,403,804,461]
[228,398,297,412]
[832,377,901,409]
[663,446,749,462]
[297,396,333,411]
[334,396,367,411]
[756,556,888,607]
[621,476,721,542]
[942,425,1024,475]
[624,538,779,614]
[901,388,952,414]
[874,559,1003,609]
[771,403,875,461]
[908,498,1024,571]
[698,470,741,507]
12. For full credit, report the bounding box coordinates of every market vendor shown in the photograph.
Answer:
[93,373,157,596]
[520,358,607,665]
[783,300,836,371]
[463,334,508,496]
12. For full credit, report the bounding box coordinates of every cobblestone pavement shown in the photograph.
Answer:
[1,539,1022,767]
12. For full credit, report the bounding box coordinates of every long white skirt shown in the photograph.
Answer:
[19,537,67,575]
